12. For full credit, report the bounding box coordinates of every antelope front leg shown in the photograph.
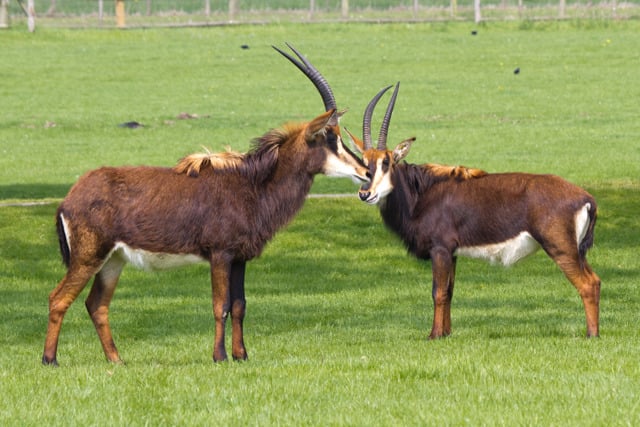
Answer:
[442,257,457,337]
[429,247,455,339]
[230,260,248,361]
[210,255,232,362]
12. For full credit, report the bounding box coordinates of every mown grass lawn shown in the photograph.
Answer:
[1,21,639,425]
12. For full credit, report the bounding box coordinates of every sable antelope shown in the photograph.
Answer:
[348,83,601,339]
[42,44,368,366]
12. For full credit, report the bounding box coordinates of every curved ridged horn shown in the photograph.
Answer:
[377,82,400,150]
[362,85,393,151]
[273,43,337,112]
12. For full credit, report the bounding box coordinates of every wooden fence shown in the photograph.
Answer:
[2,0,637,30]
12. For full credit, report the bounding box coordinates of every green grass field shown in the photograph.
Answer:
[1,21,639,425]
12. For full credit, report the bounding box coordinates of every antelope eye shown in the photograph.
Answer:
[382,156,390,167]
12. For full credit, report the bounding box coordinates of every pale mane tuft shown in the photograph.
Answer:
[425,163,487,181]
[174,147,245,177]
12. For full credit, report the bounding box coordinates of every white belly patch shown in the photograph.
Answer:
[112,242,206,271]
[454,232,540,266]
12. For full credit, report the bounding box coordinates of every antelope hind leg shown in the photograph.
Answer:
[85,255,126,363]
[566,262,601,337]
[552,252,601,337]
[43,265,98,366]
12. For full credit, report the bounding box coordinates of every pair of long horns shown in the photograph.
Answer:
[362,82,400,151]
[273,43,399,149]
[273,43,337,112]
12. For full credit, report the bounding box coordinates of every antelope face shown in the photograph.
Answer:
[359,149,392,204]
[306,109,369,183]
[347,82,414,204]
[322,127,370,184]
[357,141,413,204]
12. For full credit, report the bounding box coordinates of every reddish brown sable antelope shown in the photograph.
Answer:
[348,83,601,339]
[42,44,368,366]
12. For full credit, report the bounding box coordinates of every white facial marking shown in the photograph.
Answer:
[323,137,363,182]
[455,231,540,266]
[324,153,354,177]
[366,157,394,204]
[365,193,380,205]
[111,242,206,271]
[575,203,591,247]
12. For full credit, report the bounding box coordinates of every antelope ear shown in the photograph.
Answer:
[344,127,365,154]
[392,137,415,162]
[307,109,338,137]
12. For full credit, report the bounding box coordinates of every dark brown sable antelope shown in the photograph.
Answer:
[42,44,368,366]
[348,83,601,339]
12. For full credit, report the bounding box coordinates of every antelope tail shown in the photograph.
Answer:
[56,211,71,268]
[579,201,597,259]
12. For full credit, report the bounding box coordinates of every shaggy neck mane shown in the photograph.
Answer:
[173,123,312,252]
[424,163,487,181]
[174,149,245,177]
[173,124,303,183]
[381,162,487,252]
[244,123,314,232]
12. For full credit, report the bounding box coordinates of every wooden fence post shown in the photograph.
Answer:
[0,0,9,29]
[46,0,56,16]
[474,0,481,23]
[27,0,35,32]
[229,0,238,21]
[518,0,523,17]
[115,0,125,27]
[341,0,348,18]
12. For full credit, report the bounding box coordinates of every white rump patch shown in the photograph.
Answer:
[455,232,540,266]
[111,242,206,271]
[575,203,591,247]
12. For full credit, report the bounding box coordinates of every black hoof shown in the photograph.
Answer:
[42,356,59,367]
